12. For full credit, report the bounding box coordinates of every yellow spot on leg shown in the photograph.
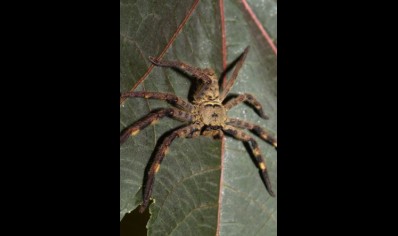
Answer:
[131,129,140,136]
[253,149,261,156]
[154,163,160,173]
[164,147,169,155]
[273,142,277,148]
[151,119,159,125]
[259,162,266,170]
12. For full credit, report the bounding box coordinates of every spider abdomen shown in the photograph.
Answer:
[198,102,227,126]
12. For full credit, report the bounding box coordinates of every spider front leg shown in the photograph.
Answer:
[139,124,200,213]
[226,118,277,148]
[223,125,276,197]
[121,91,194,112]
[120,108,193,144]
[148,56,212,84]
[220,46,250,100]
[223,93,269,119]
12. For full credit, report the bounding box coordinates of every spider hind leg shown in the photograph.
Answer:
[223,125,275,197]
[139,125,200,213]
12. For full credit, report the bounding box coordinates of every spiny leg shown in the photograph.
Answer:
[226,118,277,148]
[222,125,275,197]
[120,108,193,144]
[139,124,200,213]
[148,56,212,84]
[120,91,194,112]
[223,93,269,119]
[219,46,250,100]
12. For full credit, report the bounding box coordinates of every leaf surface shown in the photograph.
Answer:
[219,1,277,235]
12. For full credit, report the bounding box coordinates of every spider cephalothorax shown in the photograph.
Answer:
[120,47,277,213]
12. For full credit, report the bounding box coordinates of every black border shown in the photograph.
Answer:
[3,1,120,234]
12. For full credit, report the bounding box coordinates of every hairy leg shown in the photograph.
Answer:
[139,124,200,213]
[223,93,269,119]
[149,56,212,84]
[226,118,277,148]
[222,125,275,197]
[121,91,194,112]
[120,108,193,144]
[219,46,250,100]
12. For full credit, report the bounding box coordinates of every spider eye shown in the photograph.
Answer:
[203,68,215,76]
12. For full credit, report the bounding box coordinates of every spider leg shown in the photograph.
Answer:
[223,93,269,119]
[120,91,194,112]
[139,124,200,213]
[222,125,276,197]
[219,46,250,100]
[120,108,193,144]
[226,118,277,148]
[148,56,212,84]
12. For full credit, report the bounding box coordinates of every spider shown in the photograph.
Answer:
[120,46,277,213]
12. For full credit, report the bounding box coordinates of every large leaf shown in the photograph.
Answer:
[219,1,277,235]
[120,0,277,235]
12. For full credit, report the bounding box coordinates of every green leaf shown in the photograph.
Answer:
[219,2,277,235]
[120,0,277,235]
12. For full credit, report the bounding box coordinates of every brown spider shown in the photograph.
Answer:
[120,47,277,213]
